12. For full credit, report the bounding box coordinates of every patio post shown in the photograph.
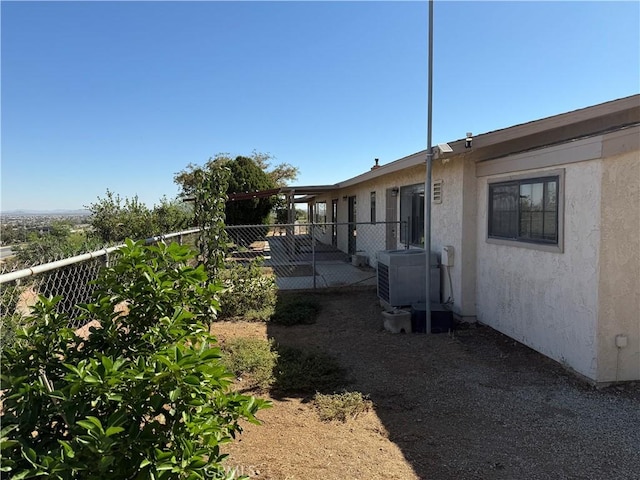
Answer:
[311,223,317,289]
[286,191,295,256]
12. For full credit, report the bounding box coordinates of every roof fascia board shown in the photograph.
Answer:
[476,134,603,178]
[280,185,339,195]
[470,95,640,159]
[339,150,428,188]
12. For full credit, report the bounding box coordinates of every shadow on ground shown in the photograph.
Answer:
[265,287,640,480]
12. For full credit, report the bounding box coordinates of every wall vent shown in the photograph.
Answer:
[433,180,443,204]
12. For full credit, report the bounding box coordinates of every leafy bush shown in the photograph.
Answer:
[174,159,230,281]
[218,259,277,321]
[274,346,347,395]
[0,312,21,352]
[313,391,373,422]
[87,191,193,244]
[221,338,279,391]
[152,196,194,234]
[0,282,23,352]
[86,190,155,243]
[0,240,270,479]
[270,294,321,326]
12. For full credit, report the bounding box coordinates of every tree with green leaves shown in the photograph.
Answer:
[187,160,231,280]
[0,224,30,245]
[86,190,155,243]
[248,151,299,188]
[225,156,276,226]
[152,196,193,234]
[86,191,193,244]
[175,152,299,227]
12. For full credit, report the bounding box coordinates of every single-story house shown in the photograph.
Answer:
[284,94,640,384]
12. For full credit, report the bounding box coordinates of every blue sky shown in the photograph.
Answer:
[2,1,639,211]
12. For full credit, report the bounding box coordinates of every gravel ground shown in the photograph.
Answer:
[218,288,640,480]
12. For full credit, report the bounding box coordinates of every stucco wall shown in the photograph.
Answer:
[460,157,478,319]
[597,137,640,382]
[476,161,602,380]
[311,160,474,316]
[336,161,472,312]
[430,158,469,315]
[432,156,478,319]
[311,170,416,267]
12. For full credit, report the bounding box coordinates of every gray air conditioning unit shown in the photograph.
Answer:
[377,249,440,307]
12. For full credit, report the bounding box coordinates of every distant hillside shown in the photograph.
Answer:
[1,209,91,216]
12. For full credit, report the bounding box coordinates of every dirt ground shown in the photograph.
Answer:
[213,288,640,480]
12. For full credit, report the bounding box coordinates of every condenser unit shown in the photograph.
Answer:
[377,249,440,307]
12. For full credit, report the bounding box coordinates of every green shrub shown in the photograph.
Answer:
[0,240,270,480]
[0,282,23,352]
[313,391,373,422]
[274,346,347,395]
[221,338,279,390]
[270,294,321,326]
[218,259,277,321]
[0,313,22,353]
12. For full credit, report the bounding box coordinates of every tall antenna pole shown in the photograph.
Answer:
[424,0,434,334]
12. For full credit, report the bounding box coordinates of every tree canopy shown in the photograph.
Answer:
[86,191,193,244]
[174,152,299,226]
[249,151,299,188]
[226,156,275,225]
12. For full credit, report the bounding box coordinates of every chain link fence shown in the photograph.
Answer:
[0,230,201,348]
[0,222,404,348]
[227,222,403,289]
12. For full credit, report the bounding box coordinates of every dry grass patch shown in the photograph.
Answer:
[313,391,373,422]
[220,337,278,391]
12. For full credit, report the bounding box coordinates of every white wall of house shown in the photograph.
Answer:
[474,125,639,383]
[311,161,477,317]
[597,127,640,382]
[311,177,392,267]
[476,156,603,380]
[430,158,470,316]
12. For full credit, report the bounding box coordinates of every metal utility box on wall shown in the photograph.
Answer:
[377,249,440,307]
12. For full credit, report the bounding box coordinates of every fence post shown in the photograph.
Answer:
[312,224,317,289]
[405,218,410,250]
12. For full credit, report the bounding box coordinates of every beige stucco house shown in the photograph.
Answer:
[286,94,640,384]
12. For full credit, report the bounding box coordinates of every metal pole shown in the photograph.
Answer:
[312,223,317,289]
[424,0,434,334]
[405,218,410,250]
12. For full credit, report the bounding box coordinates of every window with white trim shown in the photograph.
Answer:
[488,175,559,244]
